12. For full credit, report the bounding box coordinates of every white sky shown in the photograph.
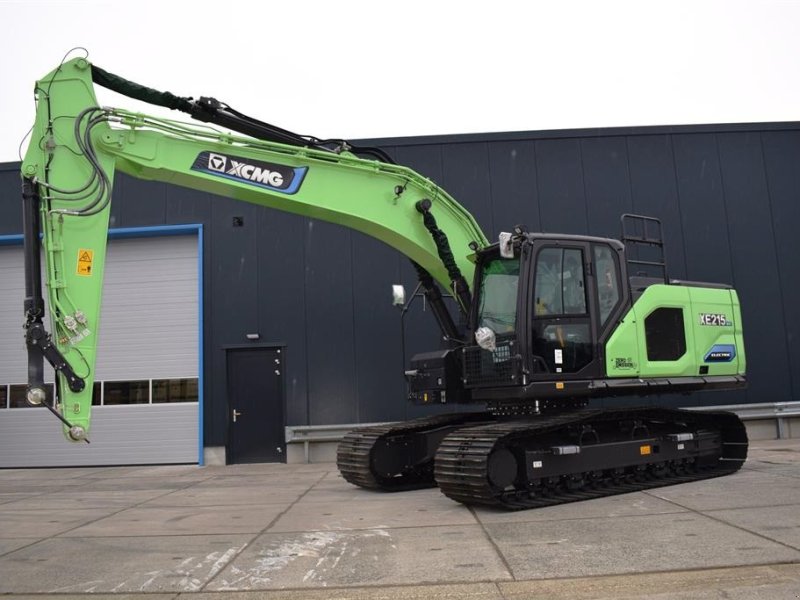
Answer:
[1,0,799,162]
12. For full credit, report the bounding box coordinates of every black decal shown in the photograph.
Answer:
[699,313,732,327]
[191,151,307,194]
[614,357,635,369]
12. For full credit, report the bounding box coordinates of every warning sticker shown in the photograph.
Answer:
[77,249,94,276]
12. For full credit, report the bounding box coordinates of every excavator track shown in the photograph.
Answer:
[434,408,748,510]
[337,412,494,491]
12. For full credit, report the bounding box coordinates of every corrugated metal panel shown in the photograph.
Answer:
[95,237,198,380]
[0,404,198,467]
[718,132,791,406]
[305,220,357,425]
[0,235,198,467]
[0,246,38,383]
[255,208,309,427]
[761,131,800,405]
[0,246,62,385]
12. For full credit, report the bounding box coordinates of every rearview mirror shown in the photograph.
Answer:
[392,284,406,306]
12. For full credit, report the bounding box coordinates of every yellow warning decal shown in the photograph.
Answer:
[77,249,94,276]
[640,445,652,456]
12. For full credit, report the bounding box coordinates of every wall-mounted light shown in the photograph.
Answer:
[246,333,260,340]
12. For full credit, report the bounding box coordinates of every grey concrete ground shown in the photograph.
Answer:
[1,439,800,599]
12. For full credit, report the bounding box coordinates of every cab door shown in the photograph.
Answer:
[527,241,603,378]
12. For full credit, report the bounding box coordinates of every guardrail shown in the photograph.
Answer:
[285,422,391,463]
[285,402,800,462]
[689,401,800,440]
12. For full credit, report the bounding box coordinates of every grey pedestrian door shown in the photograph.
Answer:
[226,347,286,463]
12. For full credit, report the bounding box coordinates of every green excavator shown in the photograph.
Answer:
[19,55,747,510]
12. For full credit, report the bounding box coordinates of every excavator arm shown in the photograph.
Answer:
[20,57,489,440]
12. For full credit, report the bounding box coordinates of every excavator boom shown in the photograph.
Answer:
[20,57,488,439]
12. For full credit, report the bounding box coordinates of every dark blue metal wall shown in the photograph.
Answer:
[2,121,798,446]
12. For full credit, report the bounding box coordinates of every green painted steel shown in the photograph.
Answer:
[22,59,115,438]
[21,58,489,440]
[98,118,487,285]
[605,284,747,378]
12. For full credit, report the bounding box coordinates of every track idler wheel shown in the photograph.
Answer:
[487,447,518,489]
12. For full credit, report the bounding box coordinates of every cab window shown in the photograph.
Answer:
[531,246,591,374]
[593,244,620,326]
[534,248,586,316]
[477,257,520,334]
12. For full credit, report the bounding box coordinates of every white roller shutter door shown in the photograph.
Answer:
[0,233,199,467]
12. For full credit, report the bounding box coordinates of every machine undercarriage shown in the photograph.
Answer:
[337,407,748,510]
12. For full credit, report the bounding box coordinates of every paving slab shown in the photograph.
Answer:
[0,488,177,510]
[706,504,800,550]
[5,565,800,600]
[206,525,512,590]
[0,479,89,493]
[745,460,800,478]
[59,504,287,537]
[4,596,177,600]
[472,490,687,524]
[647,468,800,510]
[201,468,330,488]
[0,492,40,505]
[741,442,800,477]
[189,478,319,495]
[204,463,332,476]
[483,511,800,580]
[272,494,477,532]
[143,484,307,508]
[0,534,252,593]
[0,467,102,480]
[303,471,461,504]
[196,583,504,599]
[0,538,39,556]
[0,506,119,537]
[85,465,209,479]
[74,475,211,492]
[301,473,426,503]
[497,563,800,599]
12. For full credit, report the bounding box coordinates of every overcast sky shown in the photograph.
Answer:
[1,0,799,162]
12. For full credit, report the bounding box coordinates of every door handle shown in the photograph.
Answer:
[232,409,242,423]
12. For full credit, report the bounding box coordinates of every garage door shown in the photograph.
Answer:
[0,229,201,467]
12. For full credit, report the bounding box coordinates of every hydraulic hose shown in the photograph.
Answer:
[415,199,472,315]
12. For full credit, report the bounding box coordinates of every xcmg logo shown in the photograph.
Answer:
[207,153,227,172]
[206,153,284,187]
[191,151,308,194]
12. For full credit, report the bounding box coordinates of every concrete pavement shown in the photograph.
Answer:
[1,439,800,598]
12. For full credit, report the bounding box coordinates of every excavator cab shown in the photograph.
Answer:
[408,229,628,408]
[462,233,626,402]
[408,214,745,413]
